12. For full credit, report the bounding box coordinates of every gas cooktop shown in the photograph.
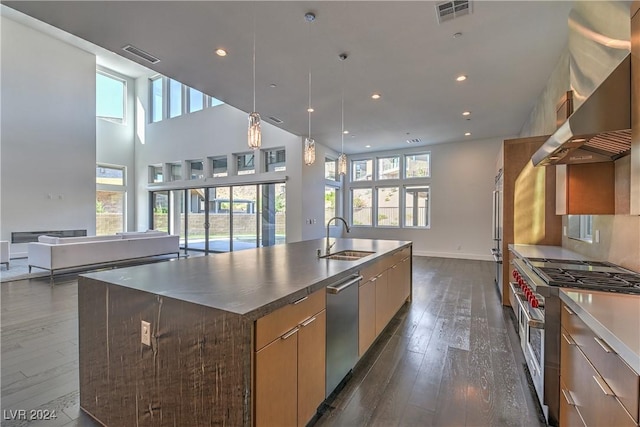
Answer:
[529,260,640,295]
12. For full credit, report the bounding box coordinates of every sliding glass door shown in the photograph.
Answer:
[150,182,285,254]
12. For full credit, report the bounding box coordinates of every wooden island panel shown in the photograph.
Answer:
[79,279,252,426]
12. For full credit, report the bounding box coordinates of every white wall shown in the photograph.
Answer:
[345,138,502,260]
[1,16,96,257]
[133,78,304,242]
[96,66,136,232]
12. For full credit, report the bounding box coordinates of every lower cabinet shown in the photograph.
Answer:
[255,289,326,427]
[560,302,638,427]
[359,247,412,357]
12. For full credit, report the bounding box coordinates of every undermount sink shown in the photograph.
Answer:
[321,250,375,261]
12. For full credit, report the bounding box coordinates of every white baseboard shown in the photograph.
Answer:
[412,250,493,262]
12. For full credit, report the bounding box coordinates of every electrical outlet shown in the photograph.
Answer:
[141,320,151,346]
[563,226,567,236]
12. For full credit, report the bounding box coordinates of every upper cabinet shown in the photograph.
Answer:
[556,163,615,215]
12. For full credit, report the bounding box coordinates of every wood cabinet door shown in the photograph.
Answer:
[359,278,376,357]
[255,329,298,427]
[297,310,326,427]
[375,270,389,336]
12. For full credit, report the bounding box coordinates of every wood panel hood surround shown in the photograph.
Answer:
[77,238,412,426]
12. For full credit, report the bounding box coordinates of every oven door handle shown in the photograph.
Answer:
[517,296,545,329]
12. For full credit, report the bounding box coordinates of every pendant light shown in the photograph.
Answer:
[338,53,348,176]
[303,12,316,165]
[248,21,261,150]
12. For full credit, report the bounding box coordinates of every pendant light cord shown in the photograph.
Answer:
[253,17,256,112]
[341,59,345,153]
[308,20,312,139]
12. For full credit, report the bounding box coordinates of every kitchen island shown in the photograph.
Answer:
[77,238,412,427]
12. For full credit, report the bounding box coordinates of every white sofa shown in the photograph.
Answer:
[28,231,180,279]
[1,241,8,269]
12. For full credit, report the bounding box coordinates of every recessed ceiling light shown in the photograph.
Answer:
[269,83,277,88]
[215,48,227,57]
[371,93,381,100]
[464,132,471,136]
[365,145,371,148]
[343,130,349,135]
[456,75,467,82]
[307,107,314,113]
[462,111,471,116]
[453,32,463,38]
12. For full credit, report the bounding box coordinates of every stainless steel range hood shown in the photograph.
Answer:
[531,54,631,166]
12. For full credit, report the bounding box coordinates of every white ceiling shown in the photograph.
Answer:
[2,1,574,154]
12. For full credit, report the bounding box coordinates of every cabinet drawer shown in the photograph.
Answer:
[561,327,636,427]
[560,378,586,427]
[562,303,640,422]
[360,262,381,284]
[256,289,325,351]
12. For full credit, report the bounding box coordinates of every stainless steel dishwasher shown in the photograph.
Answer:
[325,273,362,397]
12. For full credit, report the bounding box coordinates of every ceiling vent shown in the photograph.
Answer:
[406,138,423,144]
[268,116,284,124]
[435,0,472,24]
[122,45,160,64]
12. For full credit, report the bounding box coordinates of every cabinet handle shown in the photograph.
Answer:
[563,305,574,315]
[392,265,398,269]
[594,336,614,354]
[562,389,576,406]
[281,328,299,340]
[292,296,308,305]
[371,277,377,282]
[562,333,575,345]
[300,316,316,327]
[593,375,614,396]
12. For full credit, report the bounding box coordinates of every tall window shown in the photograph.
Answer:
[352,188,372,226]
[188,87,204,113]
[377,187,399,226]
[325,158,338,181]
[405,186,430,227]
[96,71,125,123]
[150,77,163,123]
[96,165,126,235]
[325,186,339,225]
[169,79,183,118]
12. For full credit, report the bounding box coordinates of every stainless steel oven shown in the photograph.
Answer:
[510,255,640,427]
[510,275,546,418]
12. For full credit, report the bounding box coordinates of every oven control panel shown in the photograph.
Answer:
[512,269,543,308]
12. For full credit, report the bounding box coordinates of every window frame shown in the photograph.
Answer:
[404,152,431,179]
[149,75,164,123]
[404,185,431,229]
[96,70,126,124]
[96,163,127,235]
[346,150,432,229]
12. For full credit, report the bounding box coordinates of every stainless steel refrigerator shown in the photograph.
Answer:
[491,169,503,298]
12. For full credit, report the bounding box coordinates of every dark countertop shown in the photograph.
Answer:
[81,238,411,320]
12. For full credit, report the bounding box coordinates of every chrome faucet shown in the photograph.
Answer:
[326,216,351,255]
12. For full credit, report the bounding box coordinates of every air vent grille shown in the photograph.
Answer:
[122,45,160,64]
[268,116,284,124]
[406,138,423,144]
[436,0,472,24]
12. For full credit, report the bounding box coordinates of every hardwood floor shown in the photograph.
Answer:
[1,257,545,426]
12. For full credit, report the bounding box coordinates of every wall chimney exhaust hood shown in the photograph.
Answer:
[531,54,631,167]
